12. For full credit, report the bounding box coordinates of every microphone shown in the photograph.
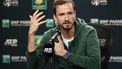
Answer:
[43,31,60,57]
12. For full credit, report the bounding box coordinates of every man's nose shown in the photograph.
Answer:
[65,15,69,21]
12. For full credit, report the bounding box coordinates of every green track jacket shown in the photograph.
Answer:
[26,18,101,69]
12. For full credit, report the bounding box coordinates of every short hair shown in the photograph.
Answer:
[53,0,76,15]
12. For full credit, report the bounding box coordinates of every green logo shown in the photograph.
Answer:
[32,0,47,10]
[34,35,42,46]
[2,19,10,28]
[90,18,99,24]
[46,19,54,28]
[2,55,11,63]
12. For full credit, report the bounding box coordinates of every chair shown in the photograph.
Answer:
[88,23,112,69]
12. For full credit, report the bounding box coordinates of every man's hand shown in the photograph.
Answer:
[27,10,46,52]
[29,10,46,35]
[54,36,67,56]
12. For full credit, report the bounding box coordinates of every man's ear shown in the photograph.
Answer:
[53,14,57,22]
[53,14,58,26]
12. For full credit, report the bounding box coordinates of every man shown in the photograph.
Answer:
[27,0,101,69]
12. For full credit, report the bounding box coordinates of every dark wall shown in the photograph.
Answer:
[0,0,122,69]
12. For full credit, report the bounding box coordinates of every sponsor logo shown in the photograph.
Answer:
[32,0,47,10]
[100,19,122,26]
[46,19,54,28]
[44,48,52,53]
[2,55,27,63]
[91,0,107,6]
[90,18,99,24]
[90,18,122,26]
[2,19,10,28]
[109,56,122,63]
[2,19,30,27]
[4,39,18,47]
[2,55,11,63]
[99,39,106,47]
[11,56,27,62]
[3,0,19,7]
[34,35,42,46]
[11,20,30,26]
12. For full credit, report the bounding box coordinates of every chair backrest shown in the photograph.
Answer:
[88,23,112,69]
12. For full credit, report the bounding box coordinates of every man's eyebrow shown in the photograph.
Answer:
[59,13,65,15]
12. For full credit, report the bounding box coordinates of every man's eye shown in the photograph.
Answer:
[68,12,73,15]
[59,13,64,16]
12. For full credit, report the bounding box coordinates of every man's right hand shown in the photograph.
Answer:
[27,10,46,52]
[29,10,46,35]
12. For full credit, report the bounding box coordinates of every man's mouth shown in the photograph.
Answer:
[63,22,71,24]
[63,23,71,26]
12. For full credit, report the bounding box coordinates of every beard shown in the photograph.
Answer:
[60,21,74,30]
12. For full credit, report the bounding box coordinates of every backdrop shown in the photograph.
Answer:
[0,0,122,69]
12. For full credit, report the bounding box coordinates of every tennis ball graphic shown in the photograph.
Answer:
[35,0,43,5]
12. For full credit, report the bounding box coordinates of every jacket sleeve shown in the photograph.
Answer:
[26,45,47,69]
[67,29,101,69]
[26,29,54,69]
[26,50,39,69]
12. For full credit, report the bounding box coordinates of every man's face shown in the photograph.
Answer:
[53,3,76,30]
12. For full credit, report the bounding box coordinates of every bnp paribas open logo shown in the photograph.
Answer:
[90,18,99,24]
[32,0,47,10]
[34,35,42,46]
[91,0,107,6]
[46,19,54,28]
[2,55,11,63]
[2,19,10,28]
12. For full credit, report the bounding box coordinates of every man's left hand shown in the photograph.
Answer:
[54,36,67,56]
